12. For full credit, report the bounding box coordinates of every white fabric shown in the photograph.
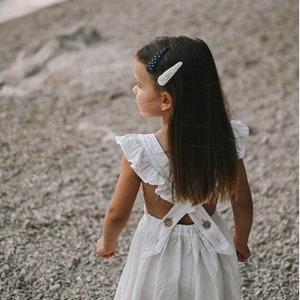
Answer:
[231,120,249,159]
[113,120,248,300]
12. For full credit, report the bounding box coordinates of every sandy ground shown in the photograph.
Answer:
[0,0,298,299]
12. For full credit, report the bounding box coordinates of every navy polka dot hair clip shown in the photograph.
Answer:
[146,47,169,73]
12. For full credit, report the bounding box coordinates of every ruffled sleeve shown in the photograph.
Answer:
[115,134,172,200]
[115,134,147,178]
[230,120,249,159]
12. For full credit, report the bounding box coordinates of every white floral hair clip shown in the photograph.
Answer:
[157,62,183,86]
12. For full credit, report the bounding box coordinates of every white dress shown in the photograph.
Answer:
[114,120,249,300]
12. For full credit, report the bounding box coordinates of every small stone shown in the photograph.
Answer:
[50,283,60,291]
[284,262,292,271]
[2,264,10,273]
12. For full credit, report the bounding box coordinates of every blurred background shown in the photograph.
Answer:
[0,0,66,23]
[0,0,298,299]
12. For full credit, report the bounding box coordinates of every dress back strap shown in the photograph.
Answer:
[189,205,235,255]
[141,203,235,258]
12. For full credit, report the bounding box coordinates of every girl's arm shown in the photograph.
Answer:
[97,155,141,258]
[231,159,253,262]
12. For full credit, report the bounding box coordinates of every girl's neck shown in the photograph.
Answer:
[155,123,169,153]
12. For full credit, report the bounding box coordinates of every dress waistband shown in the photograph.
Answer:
[141,203,235,258]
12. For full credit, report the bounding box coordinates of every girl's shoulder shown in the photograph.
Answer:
[115,133,168,164]
[115,133,171,199]
[115,133,156,157]
[115,133,150,144]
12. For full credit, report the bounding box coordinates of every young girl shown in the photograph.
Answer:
[97,36,253,300]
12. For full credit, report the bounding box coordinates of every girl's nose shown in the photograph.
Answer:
[132,85,137,95]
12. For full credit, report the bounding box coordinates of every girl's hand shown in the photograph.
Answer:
[234,242,251,262]
[96,237,117,258]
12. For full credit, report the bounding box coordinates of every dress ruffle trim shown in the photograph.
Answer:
[230,120,249,159]
[115,134,172,201]
[115,120,249,200]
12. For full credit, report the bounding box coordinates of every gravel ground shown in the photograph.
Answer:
[0,0,298,299]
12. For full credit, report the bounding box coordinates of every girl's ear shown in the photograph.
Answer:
[160,91,173,111]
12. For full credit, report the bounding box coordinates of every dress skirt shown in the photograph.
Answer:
[114,211,241,300]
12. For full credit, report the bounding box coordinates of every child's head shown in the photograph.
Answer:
[136,36,238,204]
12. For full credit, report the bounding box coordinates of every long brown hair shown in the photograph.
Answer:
[136,36,239,205]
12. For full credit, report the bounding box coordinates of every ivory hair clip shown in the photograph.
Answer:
[157,62,183,86]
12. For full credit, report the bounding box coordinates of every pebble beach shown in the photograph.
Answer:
[0,0,298,299]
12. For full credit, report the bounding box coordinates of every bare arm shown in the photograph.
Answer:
[97,155,141,258]
[231,159,253,262]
